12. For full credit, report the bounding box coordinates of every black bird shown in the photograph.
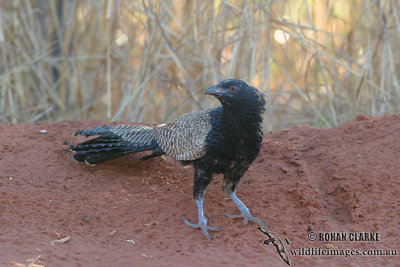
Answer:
[70,79,268,240]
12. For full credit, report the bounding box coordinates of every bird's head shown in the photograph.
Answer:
[204,79,267,113]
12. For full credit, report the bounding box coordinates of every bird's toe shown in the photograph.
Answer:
[220,213,243,219]
[221,212,268,229]
[182,217,221,241]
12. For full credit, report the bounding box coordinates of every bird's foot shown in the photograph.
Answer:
[221,211,268,228]
[182,217,221,241]
[222,192,268,229]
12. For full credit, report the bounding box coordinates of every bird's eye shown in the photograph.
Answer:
[229,85,237,92]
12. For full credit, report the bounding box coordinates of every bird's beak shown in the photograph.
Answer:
[204,85,223,97]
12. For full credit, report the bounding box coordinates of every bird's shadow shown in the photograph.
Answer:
[77,152,192,187]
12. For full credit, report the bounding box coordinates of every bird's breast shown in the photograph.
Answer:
[204,130,262,172]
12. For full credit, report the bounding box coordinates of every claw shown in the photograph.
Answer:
[223,192,268,229]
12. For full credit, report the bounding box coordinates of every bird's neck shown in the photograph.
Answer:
[222,106,264,130]
[221,106,264,142]
[214,106,263,162]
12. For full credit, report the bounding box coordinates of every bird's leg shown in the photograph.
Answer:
[222,192,268,229]
[182,198,221,241]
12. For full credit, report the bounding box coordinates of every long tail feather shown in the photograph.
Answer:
[70,125,159,164]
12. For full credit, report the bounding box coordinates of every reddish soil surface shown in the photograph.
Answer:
[1,114,399,266]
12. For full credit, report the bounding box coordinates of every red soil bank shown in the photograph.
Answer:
[0,114,399,266]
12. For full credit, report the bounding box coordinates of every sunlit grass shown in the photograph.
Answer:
[1,0,399,131]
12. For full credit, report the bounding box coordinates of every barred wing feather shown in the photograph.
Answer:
[153,109,212,161]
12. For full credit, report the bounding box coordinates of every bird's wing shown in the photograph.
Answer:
[153,109,213,161]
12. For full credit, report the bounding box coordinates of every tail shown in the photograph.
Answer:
[69,125,159,164]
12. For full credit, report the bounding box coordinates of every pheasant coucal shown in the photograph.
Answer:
[70,79,268,240]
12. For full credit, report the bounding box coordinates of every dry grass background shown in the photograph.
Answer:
[1,0,400,130]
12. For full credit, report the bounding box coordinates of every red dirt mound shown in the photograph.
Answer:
[0,114,399,266]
